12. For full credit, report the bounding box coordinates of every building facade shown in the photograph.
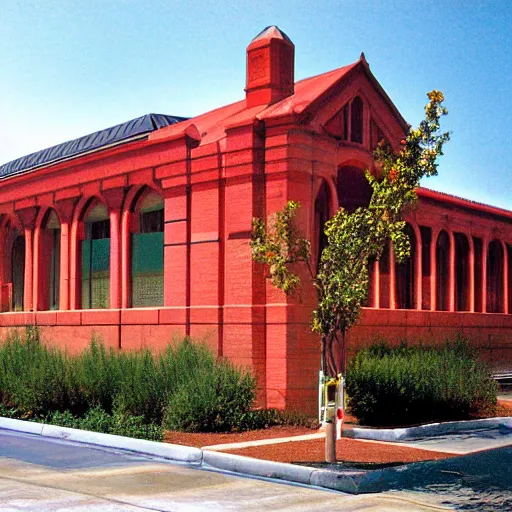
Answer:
[1,27,511,412]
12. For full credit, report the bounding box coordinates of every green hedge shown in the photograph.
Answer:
[0,328,257,434]
[346,340,498,426]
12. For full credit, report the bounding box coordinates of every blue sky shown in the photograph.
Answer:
[1,1,511,209]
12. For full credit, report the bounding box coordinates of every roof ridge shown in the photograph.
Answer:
[0,113,187,179]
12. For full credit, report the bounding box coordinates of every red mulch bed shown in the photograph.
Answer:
[164,426,316,448]
[226,438,454,464]
[163,400,512,465]
[494,400,512,417]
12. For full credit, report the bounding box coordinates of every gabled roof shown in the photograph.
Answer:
[0,57,407,178]
[153,57,408,147]
[0,113,187,179]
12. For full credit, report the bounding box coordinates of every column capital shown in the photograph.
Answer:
[15,206,38,230]
[55,197,79,224]
[103,188,125,212]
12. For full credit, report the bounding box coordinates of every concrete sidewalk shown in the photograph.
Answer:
[1,414,511,497]
[1,430,452,511]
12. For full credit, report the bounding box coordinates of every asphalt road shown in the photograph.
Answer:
[0,430,449,511]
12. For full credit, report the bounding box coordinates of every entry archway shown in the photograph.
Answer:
[11,234,25,311]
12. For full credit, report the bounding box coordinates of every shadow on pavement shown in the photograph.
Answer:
[358,446,512,511]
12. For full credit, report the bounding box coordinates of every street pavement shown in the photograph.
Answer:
[397,425,512,454]
[0,430,450,511]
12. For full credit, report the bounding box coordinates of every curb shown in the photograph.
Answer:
[344,417,512,442]
[0,416,369,494]
[5,416,511,495]
[0,417,203,464]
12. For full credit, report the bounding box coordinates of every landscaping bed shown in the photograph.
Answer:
[223,437,454,464]
[164,398,512,466]
[164,425,315,447]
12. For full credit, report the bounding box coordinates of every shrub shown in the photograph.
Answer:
[44,406,163,441]
[346,339,498,426]
[238,408,318,430]
[0,329,258,434]
[0,328,79,416]
[163,358,256,432]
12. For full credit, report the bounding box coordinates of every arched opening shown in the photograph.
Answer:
[487,239,504,313]
[454,233,470,311]
[420,226,432,310]
[130,189,164,307]
[350,96,364,144]
[81,200,110,309]
[395,224,416,309]
[435,230,450,311]
[379,243,390,309]
[337,166,372,213]
[11,234,25,311]
[508,244,512,314]
[314,181,330,271]
[39,209,61,310]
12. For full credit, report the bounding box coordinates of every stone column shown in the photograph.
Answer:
[482,237,488,313]
[414,224,422,310]
[502,240,509,314]
[372,259,380,308]
[448,230,455,312]
[468,235,475,312]
[120,208,131,309]
[31,223,41,311]
[430,230,438,311]
[389,245,396,309]
[55,198,78,311]
[103,189,125,310]
[15,207,38,312]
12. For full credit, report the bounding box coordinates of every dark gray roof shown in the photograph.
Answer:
[0,113,187,179]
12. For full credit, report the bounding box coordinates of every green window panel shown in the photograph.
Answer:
[131,232,163,307]
[82,239,110,309]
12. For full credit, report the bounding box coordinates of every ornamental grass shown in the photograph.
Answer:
[346,339,498,426]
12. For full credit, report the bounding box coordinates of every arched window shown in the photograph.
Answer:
[454,233,470,311]
[473,237,483,312]
[420,226,432,310]
[395,224,416,309]
[337,166,372,212]
[81,201,110,309]
[379,242,390,309]
[40,209,61,310]
[350,96,364,144]
[11,234,25,311]
[436,230,450,311]
[314,181,330,270]
[130,189,164,307]
[487,239,504,313]
[508,244,512,314]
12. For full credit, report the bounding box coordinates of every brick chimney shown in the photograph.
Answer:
[245,26,295,108]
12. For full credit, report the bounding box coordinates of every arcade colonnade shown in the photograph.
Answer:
[2,178,511,319]
[367,221,511,315]
[0,185,165,313]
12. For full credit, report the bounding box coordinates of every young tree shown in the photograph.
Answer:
[251,91,450,379]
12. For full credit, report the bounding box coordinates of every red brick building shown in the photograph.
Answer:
[1,26,511,412]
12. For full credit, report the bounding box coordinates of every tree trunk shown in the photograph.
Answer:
[340,329,347,375]
[320,334,327,376]
[325,420,336,463]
